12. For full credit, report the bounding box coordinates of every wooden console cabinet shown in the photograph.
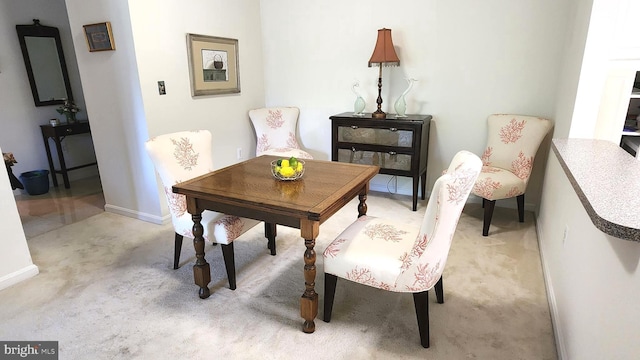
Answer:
[40,121,97,189]
[330,112,431,211]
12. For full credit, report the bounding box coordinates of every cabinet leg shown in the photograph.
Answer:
[421,171,427,200]
[42,136,58,187]
[412,176,419,211]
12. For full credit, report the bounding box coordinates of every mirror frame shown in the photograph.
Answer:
[16,19,73,107]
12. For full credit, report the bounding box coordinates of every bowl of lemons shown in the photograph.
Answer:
[271,157,305,181]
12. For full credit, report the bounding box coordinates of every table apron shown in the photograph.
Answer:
[312,183,367,222]
[189,198,304,229]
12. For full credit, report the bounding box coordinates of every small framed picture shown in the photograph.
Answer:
[187,33,240,96]
[83,22,115,52]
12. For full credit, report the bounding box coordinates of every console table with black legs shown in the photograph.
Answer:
[330,112,431,211]
[40,121,97,189]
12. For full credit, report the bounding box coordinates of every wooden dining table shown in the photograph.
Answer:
[172,155,379,333]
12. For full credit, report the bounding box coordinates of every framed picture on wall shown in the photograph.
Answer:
[83,22,115,52]
[187,33,240,96]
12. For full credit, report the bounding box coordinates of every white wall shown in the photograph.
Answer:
[538,155,640,359]
[0,0,97,188]
[128,0,265,169]
[0,146,38,291]
[259,0,570,208]
[64,0,162,222]
[61,0,265,223]
[537,0,640,358]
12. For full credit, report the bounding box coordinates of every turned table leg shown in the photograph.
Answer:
[358,192,368,217]
[300,219,319,333]
[191,212,211,299]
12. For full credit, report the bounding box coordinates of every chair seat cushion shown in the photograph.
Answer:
[323,215,418,291]
[173,210,260,245]
[260,148,313,159]
[472,166,526,201]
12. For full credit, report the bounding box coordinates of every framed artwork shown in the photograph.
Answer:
[187,33,240,96]
[83,22,115,52]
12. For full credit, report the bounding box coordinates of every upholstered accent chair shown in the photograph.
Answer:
[145,130,274,290]
[322,150,482,348]
[248,107,313,159]
[472,114,552,236]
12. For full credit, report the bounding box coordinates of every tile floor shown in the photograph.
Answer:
[14,176,105,239]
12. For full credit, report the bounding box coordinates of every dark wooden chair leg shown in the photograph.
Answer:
[220,243,236,290]
[323,273,338,322]
[517,194,525,223]
[413,291,430,348]
[173,233,183,269]
[483,199,496,236]
[264,222,277,256]
[434,276,444,304]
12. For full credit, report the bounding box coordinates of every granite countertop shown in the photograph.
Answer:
[552,138,640,242]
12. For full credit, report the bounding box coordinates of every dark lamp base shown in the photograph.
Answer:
[372,110,386,119]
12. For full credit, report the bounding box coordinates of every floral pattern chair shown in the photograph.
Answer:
[322,150,482,348]
[248,107,313,159]
[145,130,272,290]
[472,114,552,236]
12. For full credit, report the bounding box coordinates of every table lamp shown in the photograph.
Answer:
[368,28,400,119]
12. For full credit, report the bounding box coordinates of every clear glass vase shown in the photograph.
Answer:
[394,78,416,118]
[352,81,366,117]
[65,112,76,124]
[394,97,407,118]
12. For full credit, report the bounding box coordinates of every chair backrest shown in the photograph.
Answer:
[395,150,482,291]
[248,107,301,155]
[482,114,552,182]
[145,130,214,224]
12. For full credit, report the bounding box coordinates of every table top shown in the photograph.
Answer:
[172,155,379,226]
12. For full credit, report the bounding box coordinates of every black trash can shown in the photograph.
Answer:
[19,170,50,195]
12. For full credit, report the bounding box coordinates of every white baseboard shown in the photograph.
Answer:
[536,216,567,360]
[0,264,39,292]
[104,204,170,225]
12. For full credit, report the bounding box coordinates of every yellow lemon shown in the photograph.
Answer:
[279,166,295,178]
[281,159,290,168]
[296,162,303,172]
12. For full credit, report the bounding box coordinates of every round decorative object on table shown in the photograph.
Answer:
[271,159,305,181]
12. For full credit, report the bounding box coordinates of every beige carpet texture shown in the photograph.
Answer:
[0,192,557,359]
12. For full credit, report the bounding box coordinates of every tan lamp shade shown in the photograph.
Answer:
[368,28,400,67]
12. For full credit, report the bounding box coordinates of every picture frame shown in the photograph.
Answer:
[187,33,240,96]
[83,22,115,52]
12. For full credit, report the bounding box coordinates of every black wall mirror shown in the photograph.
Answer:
[16,19,73,107]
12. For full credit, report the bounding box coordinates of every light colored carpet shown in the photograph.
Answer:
[0,192,557,359]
